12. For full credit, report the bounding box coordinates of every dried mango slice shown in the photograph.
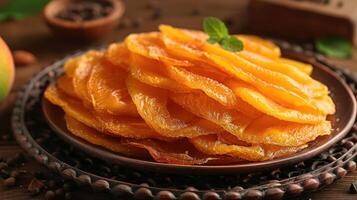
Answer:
[170,90,330,146]
[161,33,206,63]
[190,135,265,161]
[239,51,328,97]
[165,64,237,107]
[206,53,320,113]
[161,35,230,82]
[160,25,280,59]
[243,115,331,146]
[277,57,313,75]
[64,56,80,77]
[125,32,193,67]
[105,42,131,70]
[159,25,206,46]
[129,54,190,92]
[171,91,259,127]
[160,26,325,113]
[66,115,221,165]
[262,144,307,160]
[313,95,335,115]
[45,84,163,139]
[126,76,222,138]
[87,58,138,116]
[192,135,307,161]
[128,139,215,165]
[65,115,147,158]
[217,132,251,146]
[236,35,281,58]
[225,80,326,123]
[217,132,307,160]
[56,75,78,98]
[72,51,103,105]
[204,44,315,101]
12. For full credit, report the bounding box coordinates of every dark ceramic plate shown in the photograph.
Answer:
[42,51,356,174]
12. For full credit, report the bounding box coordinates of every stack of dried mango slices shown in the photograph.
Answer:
[44,25,335,165]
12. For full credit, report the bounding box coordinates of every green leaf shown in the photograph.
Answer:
[220,36,244,52]
[0,0,50,21]
[207,36,220,44]
[203,17,228,40]
[203,16,244,52]
[315,37,353,59]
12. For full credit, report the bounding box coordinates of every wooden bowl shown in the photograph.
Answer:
[41,50,357,175]
[43,0,125,41]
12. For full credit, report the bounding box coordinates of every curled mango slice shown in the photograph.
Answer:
[65,115,147,158]
[236,35,281,59]
[192,134,307,161]
[277,57,313,75]
[66,115,221,165]
[190,135,265,161]
[56,75,77,98]
[238,51,328,96]
[105,42,131,70]
[126,32,193,67]
[129,54,190,92]
[126,76,222,138]
[225,80,327,123]
[87,58,138,116]
[45,84,164,140]
[165,64,237,107]
[72,51,103,105]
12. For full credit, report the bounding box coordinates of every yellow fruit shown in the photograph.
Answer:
[0,37,14,102]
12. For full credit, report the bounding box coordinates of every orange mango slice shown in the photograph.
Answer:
[105,42,131,70]
[235,35,281,58]
[165,64,237,107]
[87,57,138,116]
[45,84,164,140]
[129,54,190,92]
[277,57,313,75]
[66,115,219,165]
[192,134,307,161]
[125,32,193,67]
[56,75,78,98]
[126,76,222,138]
[238,51,327,96]
[226,80,327,123]
[190,135,265,161]
[65,115,147,158]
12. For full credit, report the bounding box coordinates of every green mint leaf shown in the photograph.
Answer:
[0,0,50,22]
[203,17,229,40]
[203,16,244,52]
[207,37,220,44]
[315,37,353,59]
[220,36,244,52]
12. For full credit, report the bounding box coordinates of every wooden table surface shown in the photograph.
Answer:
[0,0,357,199]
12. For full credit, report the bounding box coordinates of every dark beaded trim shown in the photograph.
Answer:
[11,42,357,200]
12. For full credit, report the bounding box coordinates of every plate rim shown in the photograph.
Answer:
[41,51,357,175]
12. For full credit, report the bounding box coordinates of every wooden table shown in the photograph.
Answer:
[0,0,356,199]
